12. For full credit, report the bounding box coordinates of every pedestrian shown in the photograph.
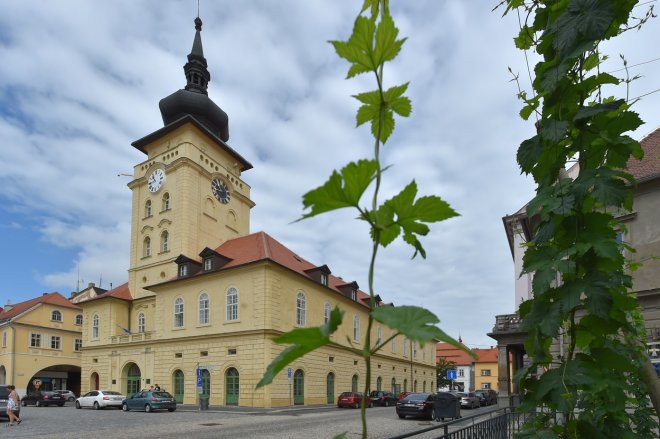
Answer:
[5,385,21,426]
[153,384,161,391]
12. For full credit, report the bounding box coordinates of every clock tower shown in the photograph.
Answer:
[126,17,254,299]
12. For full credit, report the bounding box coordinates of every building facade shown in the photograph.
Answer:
[436,340,473,392]
[0,293,83,396]
[78,17,436,408]
[472,347,498,391]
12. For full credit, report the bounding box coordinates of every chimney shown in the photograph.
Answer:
[88,282,95,289]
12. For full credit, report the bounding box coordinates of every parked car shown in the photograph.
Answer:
[474,389,497,406]
[76,390,126,409]
[457,392,480,409]
[396,392,437,419]
[337,392,372,409]
[369,391,397,407]
[55,390,76,402]
[121,390,177,412]
[21,390,65,407]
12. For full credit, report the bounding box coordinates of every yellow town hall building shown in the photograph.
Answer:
[78,17,436,407]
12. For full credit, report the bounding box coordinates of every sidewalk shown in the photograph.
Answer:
[176,403,338,415]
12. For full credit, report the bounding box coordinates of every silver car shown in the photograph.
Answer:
[457,392,480,409]
[55,390,76,402]
[76,390,126,409]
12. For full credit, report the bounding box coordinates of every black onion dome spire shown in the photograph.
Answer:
[159,17,229,141]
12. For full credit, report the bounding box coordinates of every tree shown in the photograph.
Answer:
[436,358,457,389]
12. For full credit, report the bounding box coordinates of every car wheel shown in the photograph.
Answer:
[145,404,152,413]
[430,409,436,420]
[58,403,64,407]
[353,402,359,409]
[76,401,81,409]
[168,408,176,412]
[397,414,405,419]
[21,400,27,407]
[69,397,75,402]
[122,403,129,412]
[93,402,100,410]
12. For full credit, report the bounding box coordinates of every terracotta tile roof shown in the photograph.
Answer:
[628,126,660,182]
[78,282,132,304]
[472,348,498,363]
[436,342,473,366]
[212,231,372,307]
[0,292,80,321]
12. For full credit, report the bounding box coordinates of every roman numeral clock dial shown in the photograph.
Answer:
[147,169,165,193]
[212,178,230,204]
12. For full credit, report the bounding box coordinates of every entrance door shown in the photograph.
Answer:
[201,369,211,399]
[326,373,334,404]
[126,364,141,397]
[293,369,304,405]
[226,368,239,405]
[173,370,184,403]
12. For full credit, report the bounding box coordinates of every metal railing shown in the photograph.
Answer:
[387,407,532,439]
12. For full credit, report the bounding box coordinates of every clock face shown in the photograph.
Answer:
[211,178,230,204]
[147,169,166,193]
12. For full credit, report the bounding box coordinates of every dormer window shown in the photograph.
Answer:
[179,264,188,277]
[351,289,357,301]
[321,273,328,286]
[204,258,213,271]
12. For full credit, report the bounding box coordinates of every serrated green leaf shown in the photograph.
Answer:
[354,89,381,105]
[383,83,409,101]
[390,96,412,117]
[374,13,405,66]
[372,306,474,356]
[330,15,377,79]
[541,119,569,142]
[300,160,378,219]
[517,135,543,174]
[356,103,378,127]
[514,25,534,49]
[257,307,344,388]
[374,109,395,143]
[574,100,623,122]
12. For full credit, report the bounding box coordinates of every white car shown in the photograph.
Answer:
[76,390,126,409]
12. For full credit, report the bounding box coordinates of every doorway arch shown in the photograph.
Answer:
[293,369,304,405]
[173,370,184,403]
[225,368,239,405]
[326,372,335,403]
[124,363,141,397]
[376,376,382,391]
[90,372,99,391]
[351,374,358,392]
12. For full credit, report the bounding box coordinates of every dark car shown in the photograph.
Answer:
[475,389,497,406]
[21,390,66,407]
[369,391,397,407]
[396,392,437,419]
[337,391,372,409]
[121,390,176,412]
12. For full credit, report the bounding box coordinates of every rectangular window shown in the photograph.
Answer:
[351,289,357,301]
[228,348,237,355]
[321,273,328,286]
[200,351,208,357]
[179,265,188,277]
[391,336,396,353]
[481,369,491,376]
[483,383,491,389]
[51,336,61,350]
[458,369,465,377]
[175,352,183,358]
[74,339,82,351]
[204,258,212,271]
[30,333,41,348]
[2,331,6,347]
[403,338,408,356]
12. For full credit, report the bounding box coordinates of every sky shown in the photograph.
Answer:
[0,0,659,349]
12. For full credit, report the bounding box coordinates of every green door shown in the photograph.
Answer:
[377,376,382,391]
[326,373,334,404]
[226,368,239,405]
[126,364,141,397]
[173,370,184,403]
[201,369,211,399]
[293,370,304,405]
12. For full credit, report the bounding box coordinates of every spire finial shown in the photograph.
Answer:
[195,16,202,31]
[183,16,210,95]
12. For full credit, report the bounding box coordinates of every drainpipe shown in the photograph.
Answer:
[10,323,16,387]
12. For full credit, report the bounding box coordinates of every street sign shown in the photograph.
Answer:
[196,368,203,393]
[447,369,457,380]
[287,367,292,380]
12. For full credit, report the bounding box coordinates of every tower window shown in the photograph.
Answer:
[145,200,152,217]
[161,231,169,253]
[144,237,151,257]
[162,192,171,211]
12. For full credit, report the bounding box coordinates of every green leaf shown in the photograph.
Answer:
[257,307,344,388]
[329,16,376,79]
[573,100,624,122]
[375,109,395,143]
[541,119,569,143]
[514,25,534,49]
[517,135,543,174]
[374,12,406,66]
[300,160,378,219]
[372,305,474,356]
[356,103,379,127]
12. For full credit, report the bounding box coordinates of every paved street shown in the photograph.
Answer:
[2,402,498,439]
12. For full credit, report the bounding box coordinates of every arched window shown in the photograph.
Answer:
[376,327,382,344]
[324,303,331,324]
[296,292,306,326]
[161,231,169,252]
[403,379,408,392]
[376,376,382,391]
[199,292,209,325]
[137,313,145,333]
[174,298,184,327]
[391,378,397,393]
[51,310,62,321]
[226,288,238,321]
[351,374,359,392]
[173,370,184,403]
[144,237,151,257]
[353,315,360,341]
[92,314,99,338]
[162,192,170,211]
[145,199,152,217]
[75,314,83,325]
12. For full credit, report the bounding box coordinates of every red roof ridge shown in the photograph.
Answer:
[0,292,79,321]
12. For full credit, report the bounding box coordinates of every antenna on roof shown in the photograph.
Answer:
[99,274,103,289]
[76,264,80,293]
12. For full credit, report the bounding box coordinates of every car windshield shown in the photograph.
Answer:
[403,393,430,402]
[369,391,381,397]
[339,392,353,397]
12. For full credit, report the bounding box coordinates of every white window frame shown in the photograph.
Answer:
[162,192,170,211]
[30,333,41,348]
[204,258,212,271]
[51,335,61,350]
[144,237,151,257]
[376,327,382,344]
[403,338,408,356]
[51,310,62,321]
[161,231,169,252]
[74,338,82,351]
[145,199,152,217]
[353,315,360,341]
[226,287,238,321]
[179,264,188,277]
[137,312,145,333]
[174,298,184,328]
[75,314,83,325]
[296,292,306,326]
[92,314,99,339]
[199,292,210,325]
[324,303,331,324]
